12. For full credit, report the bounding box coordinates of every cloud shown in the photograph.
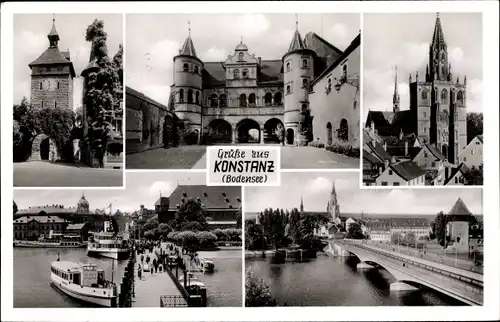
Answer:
[238,14,270,39]
[450,47,465,63]
[149,181,176,197]
[201,47,228,62]
[304,176,332,194]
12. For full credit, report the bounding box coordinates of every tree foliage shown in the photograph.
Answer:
[245,268,277,307]
[346,222,364,239]
[464,164,483,186]
[245,219,266,250]
[13,201,18,214]
[172,199,208,231]
[466,112,483,144]
[433,211,448,247]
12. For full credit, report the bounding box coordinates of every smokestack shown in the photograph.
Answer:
[404,141,408,157]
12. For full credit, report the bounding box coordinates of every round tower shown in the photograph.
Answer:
[173,23,203,141]
[282,19,315,146]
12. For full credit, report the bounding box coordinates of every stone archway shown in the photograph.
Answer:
[208,119,233,144]
[29,133,57,161]
[264,118,284,144]
[338,118,349,142]
[236,118,261,143]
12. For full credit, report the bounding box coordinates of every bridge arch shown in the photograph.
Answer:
[236,118,260,143]
[264,118,284,143]
[208,119,233,144]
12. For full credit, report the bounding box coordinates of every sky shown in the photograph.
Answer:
[363,13,483,123]
[14,172,206,213]
[13,14,123,110]
[245,172,483,215]
[126,13,360,106]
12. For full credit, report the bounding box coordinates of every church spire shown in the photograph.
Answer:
[431,12,446,48]
[300,194,304,212]
[48,14,60,47]
[393,65,400,113]
[429,12,448,81]
[287,13,306,52]
[179,21,198,57]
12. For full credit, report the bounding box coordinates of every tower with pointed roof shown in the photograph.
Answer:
[29,15,75,111]
[282,16,316,146]
[393,66,400,113]
[172,22,204,142]
[327,181,340,223]
[445,197,476,250]
[409,13,467,165]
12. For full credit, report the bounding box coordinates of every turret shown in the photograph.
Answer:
[282,15,316,146]
[173,22,203,141]
[429,13,449,82]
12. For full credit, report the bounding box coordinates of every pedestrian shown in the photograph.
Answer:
[155,263,158,273]
[141,254,144,263]
[159,264,163,273]
[138,265,142,280]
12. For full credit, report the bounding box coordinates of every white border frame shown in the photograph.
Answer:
[2,1,499,321]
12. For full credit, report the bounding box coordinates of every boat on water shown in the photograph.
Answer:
[14,235,86,248]
[87,221,130,260]
[179,271,207,289]
[199,258,215,273]
[50,260,117,307]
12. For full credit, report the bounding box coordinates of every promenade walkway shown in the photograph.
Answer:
[132,244,184,307]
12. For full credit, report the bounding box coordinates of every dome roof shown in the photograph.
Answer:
[235,42,248,51]
[77,195,89,208]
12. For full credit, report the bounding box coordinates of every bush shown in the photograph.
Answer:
[325,142,360,158]
[107,140,123,156]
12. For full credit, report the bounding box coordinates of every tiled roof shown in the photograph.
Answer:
[391,110,412,135]
[365,111,393,136]
[179,37,198,57]
[386,146,420,159]
[16,206,77,216]
[287,30,306,52]
[444,163,470,185]
[425,143,447,160]
[29,47,76,77]
[168,185,241,210]
[447,197,476,222]
[390,160,426,181]
[304,32,343,69]
[363,150,382,165]
[14,215,67,224]
[366,140,391,161]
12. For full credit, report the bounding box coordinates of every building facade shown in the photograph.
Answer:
[162,22,360,148]
[13,215,69,240]
[458,135,483,169]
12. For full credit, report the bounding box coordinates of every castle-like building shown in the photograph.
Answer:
[366,13,467,165]
[162,20,360,147]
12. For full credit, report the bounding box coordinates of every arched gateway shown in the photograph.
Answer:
[29,133,58,161]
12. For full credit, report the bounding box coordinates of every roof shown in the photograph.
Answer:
[29,47,76,77]
[432,13,446,47]
[391,110,412,135]
[179,36,198,57]
[476,135,483,143]
[51,260,81,272]
[66,223,86,230]
[287,30,306,52]
[366,217,430,229]
[386,146,421,159]
[366,140,391,161]
[168,185,241,210]
[16,206,77,216]
[365,111,393,136]
[14,215,67,224]
[155,197,169,206]
[389,160,426,181]
[126,86,170,112]
[444,163,470,185]
[447,197,476,222]
[425,143,447,161]
[363,150,382,165]
[304,32,343,69]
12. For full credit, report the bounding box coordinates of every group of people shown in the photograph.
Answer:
[136,242,181,280]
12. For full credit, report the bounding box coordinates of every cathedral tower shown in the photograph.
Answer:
[393,66,400,113]
[173,22,203,142]
[327,181,340,224]
[409,13,466,165]
[282,16,316,146]
[29,15,75,110]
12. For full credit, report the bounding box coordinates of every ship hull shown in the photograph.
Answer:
[51,275,116,307]
[14,241,86,248]
[87,248,130,260]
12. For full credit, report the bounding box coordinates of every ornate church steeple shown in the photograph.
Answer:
[48,14,60,47]
[179,20,198,57]
[393,65,400,113]
[429,13,449,81]
[327,181,340,222]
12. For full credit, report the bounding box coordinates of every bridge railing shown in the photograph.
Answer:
[342,240,483,290]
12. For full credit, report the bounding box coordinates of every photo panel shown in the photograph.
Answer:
[13,172,243,307]
[244,171,483,306]
[125,13,361,170]
[362,13,483,187]
[13,13,124,187]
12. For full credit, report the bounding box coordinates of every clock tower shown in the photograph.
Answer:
[28,16,75,110]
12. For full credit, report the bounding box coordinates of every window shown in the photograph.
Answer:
[274,92,282,105]
[238,52,244,61]
[342,64,347,79]
[248,93,256,105]
[57,82,60,90]
[393,182,400,186]
[424,151,428,158]
[286,85,291,94]
[242,69,249,78]
[326,77,332,94]
[179,89,184,102]
[183,63,189,72]
[424,127,427,133]
[40,82,42,90]
[421,89,428,100]
[455,177,458,184]
[219,94,227,108]
[423,112,427,118]
[187,90,193,104]
[302,59,308,68]
[194,66,199,74]
[233,69,240,79]
[239,94,247,107]
[388,170,393,175]
[47,67,52,72]
[441,66,446,76]
[381,181,388,186]
[457,91,464,104]
[55,101,57,109]
[441,89,448,104]
[302,78,308,88]
[286,62,291,72]
[464,157,467,162]
[432,161,436,167]
[195,91,200,104]
[210,94,218,107]
[264,93,272,106]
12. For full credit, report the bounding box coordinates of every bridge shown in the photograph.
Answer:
[332,240,483,306]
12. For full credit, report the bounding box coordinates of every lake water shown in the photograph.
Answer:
[246,254,465,306]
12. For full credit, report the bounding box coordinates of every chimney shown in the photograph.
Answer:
[384,159,389,170]
[379,166,383,175]
[372,139,376,147]
[404,141,408,157]
[390,156,396,164]
[384,142,387,151]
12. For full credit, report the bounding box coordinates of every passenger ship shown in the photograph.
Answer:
[87,221,130,260]
[50,260,117,307]
[15,234,86,248]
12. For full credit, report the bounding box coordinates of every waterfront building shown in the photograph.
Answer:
[156,185,241,229]
[127,20,360,151]
[13,215,69,240]
[368,228,391,243]
[445,197,479,252]
[458,135,483,169]
[365,217,431,241]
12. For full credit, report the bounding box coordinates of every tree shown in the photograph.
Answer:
[13,201,18,214]
[13,98,36,161]
[83,19,121,164]
[391,232,403,245]
[245,219,265,250]
[433,211,448,247]
[245,268,277,307]
[172,199,208,231]
[143,215,159,232]
[464,164,483,185]
[466,112,483,144]
[197,231,217,248]
[404,231,416,246]
[346,222,364,239]
[235,207,242,228]
[180,221,204,232]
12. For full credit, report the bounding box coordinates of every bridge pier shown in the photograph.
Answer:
[260,128,265,144]
[232,130,236,144]
[390,282,418,291]
[356,262,374,270]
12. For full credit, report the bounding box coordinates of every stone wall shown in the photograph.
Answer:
[30,74,73,110]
